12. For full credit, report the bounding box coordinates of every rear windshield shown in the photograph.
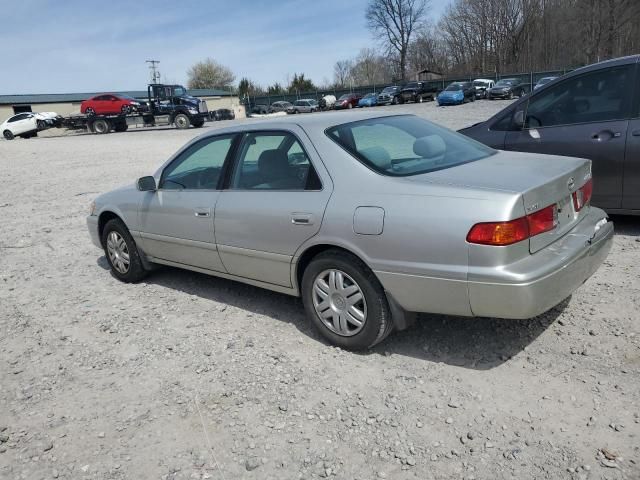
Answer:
[326,115,495,177]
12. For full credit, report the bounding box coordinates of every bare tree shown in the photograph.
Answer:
[333,59,354,87]
[187,58,235,89]
[366,0,429,80]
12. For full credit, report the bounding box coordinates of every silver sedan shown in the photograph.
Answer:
[87,112,613,350]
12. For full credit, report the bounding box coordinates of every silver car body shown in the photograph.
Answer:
[87,111,613,323]
[292,99,318,113]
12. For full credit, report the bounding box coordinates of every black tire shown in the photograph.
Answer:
[121,105,131,114]
[301,250,394,350]
[174,113,190,129]
[92,119,110,134]
[101,218,148,283]
[192,119,205,128]
[391,96,399,105]
[37,120,46,130]
[470,94,475,102]
[3,130,15,140]
[417,95,424,103]
[114,122,128,132]
[347,103,353,109]
[85,107,96,116]
[508,91,514,100]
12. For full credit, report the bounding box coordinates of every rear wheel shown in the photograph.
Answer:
[302,250,393,350]
[192,119,205,128]
[101,218,147,283]
[174,113,190,129]
[3,130,14,140]
[92,119,110,134]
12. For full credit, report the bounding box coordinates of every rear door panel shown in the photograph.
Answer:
[504,120,627,209]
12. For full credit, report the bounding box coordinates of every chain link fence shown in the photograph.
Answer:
[244,67,575,110]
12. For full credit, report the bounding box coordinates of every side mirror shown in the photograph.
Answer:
[137,176,156,191]
[513,110,525,129]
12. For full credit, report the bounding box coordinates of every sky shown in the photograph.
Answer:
[1,0,450,94]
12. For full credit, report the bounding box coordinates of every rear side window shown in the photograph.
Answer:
[525,65,634,128]
[326,115,495,177]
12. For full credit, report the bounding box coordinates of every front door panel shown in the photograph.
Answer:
[139,190,225,271]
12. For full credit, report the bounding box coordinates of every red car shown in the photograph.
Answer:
[80,94,145,116]
[334,93,362,109]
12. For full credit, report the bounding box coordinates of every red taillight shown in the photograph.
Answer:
[467,204,558,246]
[572,178,593,211]
[527,204,558,236]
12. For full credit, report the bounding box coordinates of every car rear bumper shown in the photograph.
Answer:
[87,215,102,249]
[375,207,613,319]
[468,207,613,318]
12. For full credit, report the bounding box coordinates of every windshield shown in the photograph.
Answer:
[495,80,515,87]
[381,86,398,93]
[338,94,351,100]
[538,77,554,84]
[445,84,462,91]
[173,86,187,96]
[364,93,376,98]
[404,82,418,89]
[473,80,488,87]
[326,115,495,177]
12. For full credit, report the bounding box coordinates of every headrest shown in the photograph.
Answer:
[258,149,290,178]
[413,135,446,158]
[360,146,392,170]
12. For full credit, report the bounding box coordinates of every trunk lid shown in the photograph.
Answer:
[413,150,593,253]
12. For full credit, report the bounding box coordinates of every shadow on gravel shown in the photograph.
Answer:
[368,302,566,370]
[98,256,567,370]
[610,215,640,236]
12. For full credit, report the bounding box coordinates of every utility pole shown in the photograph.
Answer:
[146,60,161,84]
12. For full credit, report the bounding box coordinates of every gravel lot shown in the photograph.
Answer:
[1,100,638,480]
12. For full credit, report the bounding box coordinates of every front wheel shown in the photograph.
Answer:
[174,113,190,129]
[347,103,353,109]
[37,120,46,129]
[301,250,393,350]
[3,130,14,140]
[417,95,424,103]
[102,218,148,283]
[391,97,398,105]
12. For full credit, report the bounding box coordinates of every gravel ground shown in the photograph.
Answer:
[1,100,638,480]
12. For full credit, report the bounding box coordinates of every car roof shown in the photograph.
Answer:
[473,78,493,82]
[209,111,406,135]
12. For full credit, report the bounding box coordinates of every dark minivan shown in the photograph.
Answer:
[460,55,640,214]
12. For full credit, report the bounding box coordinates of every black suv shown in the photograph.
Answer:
[399,81,437,103]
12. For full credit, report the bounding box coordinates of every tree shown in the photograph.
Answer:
[187,58,235,89]
[333,59,354,87]
[366,0,429,80]
[267,82,285,95]
[238,77,263,97]
[288,73,316,93]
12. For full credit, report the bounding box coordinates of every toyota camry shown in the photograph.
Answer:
[87,112,613,350]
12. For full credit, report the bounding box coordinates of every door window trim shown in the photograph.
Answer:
[158,133,240,192]
[521,64,636,130]
[224,129,324,192]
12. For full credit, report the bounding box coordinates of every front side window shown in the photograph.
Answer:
[231,132,320,190]
[326,115,495,177]
[161,135,235,190]
[525,65,633,128]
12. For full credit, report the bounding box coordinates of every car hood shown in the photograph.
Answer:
[35,112,59,119]
[439,91,463,96]
[491,85,512,91]
[96,182,140,208]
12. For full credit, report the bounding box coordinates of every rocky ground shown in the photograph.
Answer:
[1,100,638,480]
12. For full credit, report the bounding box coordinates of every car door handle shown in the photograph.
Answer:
[591,130,620,141]
[291,213,314,225]
[194,208,211,218]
